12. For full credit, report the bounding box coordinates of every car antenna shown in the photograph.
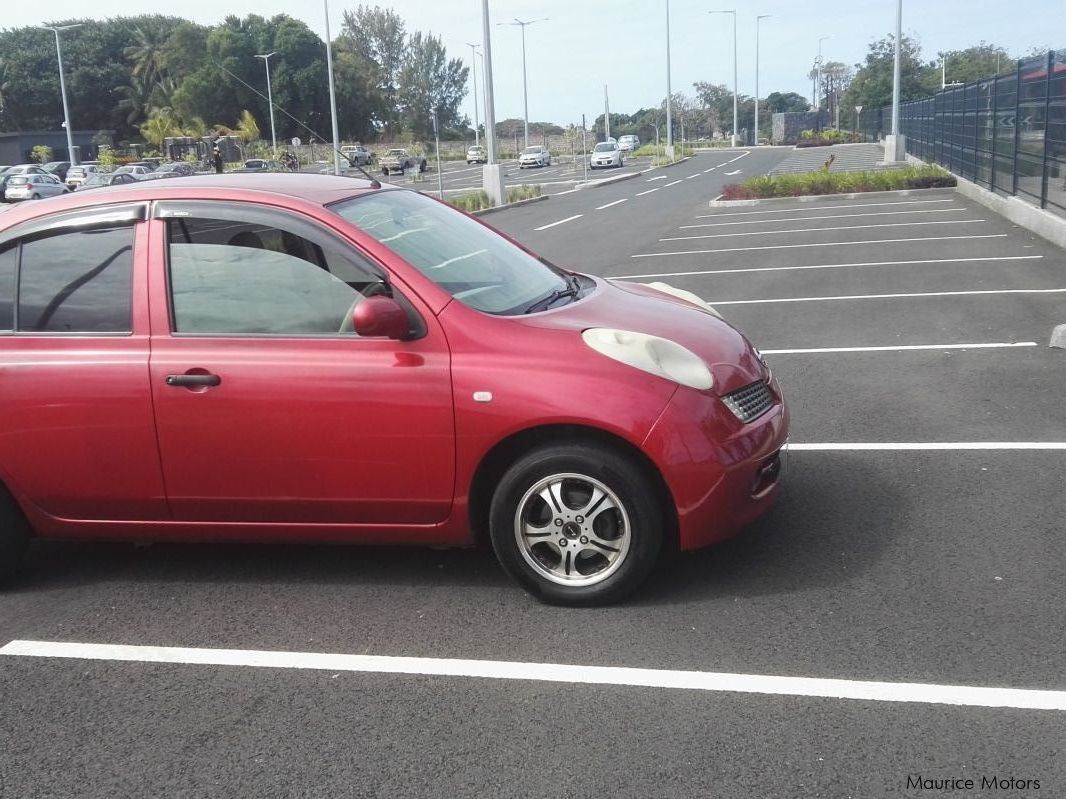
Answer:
[334,148,381,189]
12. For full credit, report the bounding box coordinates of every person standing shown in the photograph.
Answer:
[213,143,224,174]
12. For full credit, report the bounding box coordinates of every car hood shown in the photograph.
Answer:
[513,276,765,394]
[592,150,618,158]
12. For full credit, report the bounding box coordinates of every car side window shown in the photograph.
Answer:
[0,243,15,330]
[165,214,388,336]
[17,225,134,333]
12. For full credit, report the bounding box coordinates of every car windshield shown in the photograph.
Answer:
[331,190,570,315]
[521,147,542,155]
[82,175,108,185]
[594,143,616,152]
[385,150,404,157]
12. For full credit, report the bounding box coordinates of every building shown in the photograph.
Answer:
[0,130,113,165]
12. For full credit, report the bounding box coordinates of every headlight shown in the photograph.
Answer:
[582,328,714,390]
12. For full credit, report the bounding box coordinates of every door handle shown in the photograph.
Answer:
[165,373,221,388]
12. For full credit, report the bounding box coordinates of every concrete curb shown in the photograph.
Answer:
[709,187,957,208]
[471,193,549,216]
[578,156,693,190]
[953,175,1066,250]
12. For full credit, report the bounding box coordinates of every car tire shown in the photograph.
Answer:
[31,193,40,200]
[0,486,31,585]
[489,442,664,606]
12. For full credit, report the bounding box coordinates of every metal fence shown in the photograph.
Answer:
[867,52,1065,219]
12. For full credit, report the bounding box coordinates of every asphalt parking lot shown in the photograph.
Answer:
[1,155,1063,797]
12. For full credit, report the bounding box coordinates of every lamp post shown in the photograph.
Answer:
[42,23,81,165]
[497,17,547,149]
[323,0,342,175]
[665,0,673,160]
[480,0,505,205]
[710,10,737,147]
[754,14,771,146]
[886,0,905,162]
[466,42,481,146]
[817,35,830,114]
[254,51,277,154]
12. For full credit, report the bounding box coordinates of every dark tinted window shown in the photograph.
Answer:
[17,226,134,333]
[0,244,15,330]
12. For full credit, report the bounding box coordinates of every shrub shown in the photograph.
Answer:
[507,184,542,203]
[31,145,53,163]
[795,130,864,147]
[447,191,492,212]
[720,164,955,199]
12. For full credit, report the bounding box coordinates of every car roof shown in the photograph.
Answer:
[0,173,382,230]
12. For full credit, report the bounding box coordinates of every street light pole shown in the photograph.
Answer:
[817,35,830,117]
[254,52,277,154]
[497,18,547,149]
[886,0,905,162]
[42,24,81,165]
[755,15,771,146]
[466,42,481,146]
[323,0,342,175]
[710,10,737,147]
[480,0,505,205]
[665,0,673,159]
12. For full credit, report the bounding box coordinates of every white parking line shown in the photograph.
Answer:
[724,169,743,175]
[647,175,669,182]
[686,174,700,180]
[761,342,1038,355]
[680,208,967,228]
[787,443,1066,451]
[703,168,717,174]
[636,188,661,196]
[533,214,583,231]
[596,198,628,210]
[664,180,682,187]
[662,219,985,242]
[4,640,1064,710]
[630,234,1007,258]
[615,255,1043,279]
[696,199,957,218]
[712,288,1066,306]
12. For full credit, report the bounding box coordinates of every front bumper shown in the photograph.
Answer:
[643,378,789,550]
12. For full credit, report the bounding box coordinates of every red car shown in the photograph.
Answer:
[0,174,787,604]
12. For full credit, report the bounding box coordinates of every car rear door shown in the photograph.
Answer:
[146,200,456,526]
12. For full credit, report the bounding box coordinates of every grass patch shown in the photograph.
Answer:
[447,191,492,212]
[721,164,956,200]
[507,184,543,202]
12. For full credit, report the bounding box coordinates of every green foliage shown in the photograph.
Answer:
[722,165,955,199]
[97,146,116,171]
[30,145,53,163]
[507,184,542,203]
[447,191,492,212]
[796,129,863,147]
[139,110,180,146]
[765,91,810,114]
[940,43,1014,83]
[236,110,260,143]
[842,35,939,118]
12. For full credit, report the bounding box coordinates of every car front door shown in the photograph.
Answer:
[146,200,455,526]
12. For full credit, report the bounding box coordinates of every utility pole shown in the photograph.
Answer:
[254,52,277,153]
[480,0,505,204]
[710,10,738,147]
[755,15,771,146]
[665,0,673,159]
[886,0,905,162]
[497,18,547,149]
[323,0,342,175]
[604,84,611,139]
[466,43,481,146]
[432,109,443,200]
[42,24,81,165]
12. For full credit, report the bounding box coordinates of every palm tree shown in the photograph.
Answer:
[235,110,260,143]
[0,57,10,116]
[124,25,168,85]
[116,74,153,126]
[140,111,180,148]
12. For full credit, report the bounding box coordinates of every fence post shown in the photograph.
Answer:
[1040,50,1053,208]
[1012,59,1022,196]
[990,75,998,191]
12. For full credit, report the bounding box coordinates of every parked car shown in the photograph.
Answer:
[236,159,282,173]
[467,145,487,164]
[380,149,425,176]
[74,172,141,190]
[3,173,69,201]
[2,164,47,177]
[0,173,787,604]
[341,145,373,166]
[129,159,161,171]
[617,135,640,152]
[518,145,551,168]
[65,164,100,189]
[42,161,72,182]
[113,165,152,179]
[590,141,624,169]
[147,162,196,180]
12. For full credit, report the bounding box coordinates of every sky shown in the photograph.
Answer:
[8,0,1064,126]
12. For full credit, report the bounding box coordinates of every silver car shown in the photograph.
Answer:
[590,141,624,169]
[518,146,551,168]
[114,165,152,179]
[4,173,69,201]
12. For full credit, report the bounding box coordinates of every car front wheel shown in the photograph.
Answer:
[489,443,664,605]
[0,487,31,585]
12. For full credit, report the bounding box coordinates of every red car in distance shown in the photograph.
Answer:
[0,174,788,604]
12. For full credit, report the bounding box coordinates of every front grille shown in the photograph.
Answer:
[722,381,774,423]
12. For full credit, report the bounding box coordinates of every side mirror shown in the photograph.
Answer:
[353,296,410,340]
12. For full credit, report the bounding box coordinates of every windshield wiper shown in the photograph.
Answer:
[524,274,581,314]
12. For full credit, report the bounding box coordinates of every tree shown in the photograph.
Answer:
[339,5,407,136]
[140,110,180,146]
[31,145,53,163]
[235,109,260,142]
[124,24,168,84]
[842,35,938,119]
[765,91,810,114]
[820,61,853,125]
[397,31,467,139]
[939,43,1012,83]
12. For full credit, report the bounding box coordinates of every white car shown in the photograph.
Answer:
[467,145,487,164]
[518,145,551,168]
[65,164,100,189]
[114,165,152,179]
[590,141,624,169]
[618,135,640,152]
[4,173,69,201]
